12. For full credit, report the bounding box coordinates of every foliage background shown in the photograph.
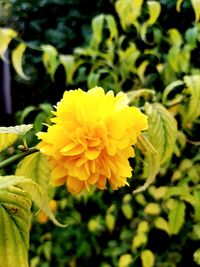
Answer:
[0,0,200,267]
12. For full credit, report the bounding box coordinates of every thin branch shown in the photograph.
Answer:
[0,147,38,169]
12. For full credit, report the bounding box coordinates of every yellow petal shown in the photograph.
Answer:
[66,176,84,194]
[51,165,67,179]
[85,148,101,160]
[50,176,66,186]
[60,143,85,156]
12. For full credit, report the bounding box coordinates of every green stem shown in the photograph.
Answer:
[15,37,43,52]
[0,147,38,169]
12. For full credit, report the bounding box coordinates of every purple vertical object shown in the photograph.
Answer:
[2,51,12,114]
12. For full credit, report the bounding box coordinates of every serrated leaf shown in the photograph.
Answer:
[141,249,155,267]
[191,0,200,22]
[182,75,200,126]
[134,103,177,193]
[11,43,29,80]
[41,44,59,80]
[0,27,17,61]
[0,186,31,267]
[133,135,160,194]
[0,124,33,136]
[169,200,186,234]
[140,1,161,41]
[15,152,65,227]
[145,103,177,164]
[0,175,34,189]
[154,217,170,235]
[0,175,44,209]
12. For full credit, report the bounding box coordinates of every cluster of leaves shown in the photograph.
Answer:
[0,0,200,266]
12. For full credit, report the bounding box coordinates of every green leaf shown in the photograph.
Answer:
[162,80,184,106]
[105,15,118,40]
[87,72,100,88]
[59,54,80,84]
[11,43,29,80]
[133,103,177,193]
[176,0,184,12]
[140,1,161,41]
[0,27,17,61]
[0,186,31,267]
[0,133,18,152]
[182,75,200,126]
[141,249,155,267]
[115,0,143,29]
[154,217,170,235]
[145,103,177,164]
[169,200,186,234]
[15,152,65,227]
[0,175,34,189]
[41,44,59,80]
[0,124,33,152]
[0,124,33,136]
[191,0,200,22]
[105,213,115,232]
[133,134,160,194]
[168,28,183,48]
[0,175,44,209]
[91,14,104,45]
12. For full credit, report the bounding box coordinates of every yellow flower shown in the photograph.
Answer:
[37,87,148,194]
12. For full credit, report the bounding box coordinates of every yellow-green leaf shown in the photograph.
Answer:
[16,152,65,227]
[115,0,143,29]
[11,43,29,80]
[144,202,161,216]
[0,186,31,267]
[119,254,133,267]
[91,14,104,45]
[0,133,18,152]
[140,1,161,41]
[137,221,149,234]
[41,44,59,80]
[132,233,147,249]
[176,0,184,11]
[133,103,177,194]
[105,15,118,40]
[154,217,170,235]
[59,54,75,84]
[145,103,177,164]
[0,124,33,136]
[0,27,17,61]
[0,175,33,189]
[169,199,186,234]
[105,213,115,232]
[121,203,133,219]
[191,0,200,21]
[141,249,155,267]
[182,75,200,126]
[168,28,183,47]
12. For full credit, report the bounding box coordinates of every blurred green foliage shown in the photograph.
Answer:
[1,0,200,266]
